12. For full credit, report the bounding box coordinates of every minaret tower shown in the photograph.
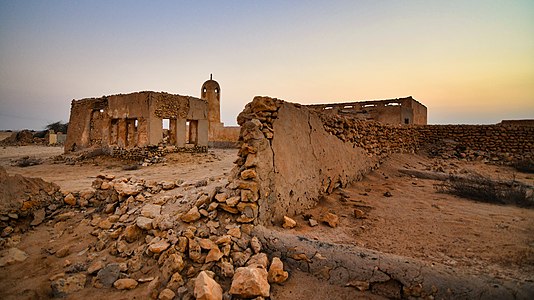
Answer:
[201,74,221,127]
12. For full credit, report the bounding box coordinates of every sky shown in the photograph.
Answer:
[0,0,533,130]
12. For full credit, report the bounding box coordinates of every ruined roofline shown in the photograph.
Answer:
[71,91,204,103]
[305,96,425,108]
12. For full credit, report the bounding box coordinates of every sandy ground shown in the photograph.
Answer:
[286,154,534,283]
[1,146,533,299]
[0,146,237,192]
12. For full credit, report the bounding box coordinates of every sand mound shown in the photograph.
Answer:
[0,166,60,215]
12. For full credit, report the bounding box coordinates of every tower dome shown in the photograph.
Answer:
[201,74,220,125]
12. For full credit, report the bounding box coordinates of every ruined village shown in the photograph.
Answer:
[0,75,533,300]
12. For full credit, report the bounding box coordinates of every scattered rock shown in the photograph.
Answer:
[247,253,269,269]
[114,182,141,196]
[194,271,223,300]
[161,181,175,190]
[309,219,318,227]
[64,193,77,206]
[227,227,241,238]
[282,216,297,229]
[87,260,105,275]
[321,212,339,228]
[181,206,201,223]
[55,245,70,258]
[30,208,46,226]
[268,257,288,284]
[383,191,392,197]
[205,246,224,263]
[123,224,142,243]
[229,266,270,298]
[0,248,28,267]
[136,216,153,230]
[114,278,138,290]
[158,288,176,300]
[141,204,162,218]
[148,240,170,254]
[354,209,365,218]
[93,263,120,288]
[51,274,86,297]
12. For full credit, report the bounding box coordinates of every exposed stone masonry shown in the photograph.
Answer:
[419,124,534,162]
[318,114,533,164]
[108,145,208,162]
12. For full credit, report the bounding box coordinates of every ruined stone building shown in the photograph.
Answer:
[65,76,241,153]
[307,96,427,125]
[201,75,240,145]
[65,92,208,152]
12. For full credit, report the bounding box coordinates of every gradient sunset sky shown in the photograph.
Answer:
[1,0,533,129]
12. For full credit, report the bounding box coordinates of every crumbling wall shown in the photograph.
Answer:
[306,97,427,125]
[209,124,240,147]
[66,92,209,155]
[231,97,533,226]
[233,97,378,225]
[418,124,534,162]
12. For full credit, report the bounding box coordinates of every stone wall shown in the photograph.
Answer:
[228,97,533,226]
[418,124,534,162]
[231,97,378,225]
[316,114,533,164]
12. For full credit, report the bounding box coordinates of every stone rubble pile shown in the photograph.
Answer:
[109,145,208,163]
[1,146,289,299]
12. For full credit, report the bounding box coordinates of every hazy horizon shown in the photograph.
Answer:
[1,1,533,131]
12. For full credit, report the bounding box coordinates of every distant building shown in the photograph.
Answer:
[65,91,208,152]
[306,96,427,125]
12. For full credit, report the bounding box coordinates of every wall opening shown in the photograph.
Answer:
[110,119,119,145]
[162,118,170,144]
[188,120,199,145]
[126,118,138,147]
[404,118,410,124]
[89,109,104,145]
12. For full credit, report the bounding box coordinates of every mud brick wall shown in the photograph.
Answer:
[418,125,534,162]
[232,97,377,226]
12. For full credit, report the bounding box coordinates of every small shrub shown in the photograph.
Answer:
[436,173,533,208]
[122,164,139,171]
[12,156,43,167]
[513,160,534,174]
